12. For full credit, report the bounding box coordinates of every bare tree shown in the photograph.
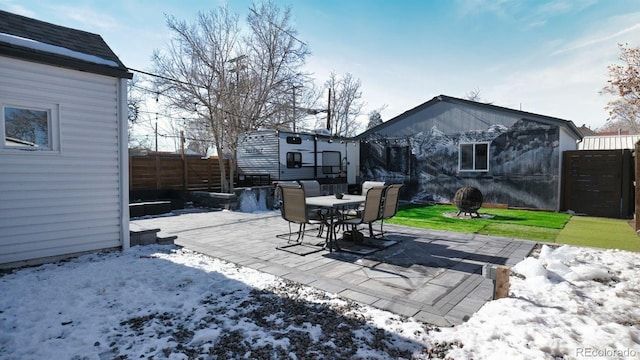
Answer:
[184,119,214,155]
[366,105,387,130]
[323,72,364,137]
[601,43,640,133]
[127,77,144,124]
[466,88,482,102]
[152,2,309,192]
[597,118,636,134]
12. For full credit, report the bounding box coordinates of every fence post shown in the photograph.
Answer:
[181,131,188,192]
[483,264,510,300]
[207,157,213,191]
[155,155,161,190]
[635,142,640,231]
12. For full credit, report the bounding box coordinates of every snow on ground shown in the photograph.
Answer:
[0,244,639,359]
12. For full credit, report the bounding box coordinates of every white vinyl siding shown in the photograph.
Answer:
[0,56,124,265]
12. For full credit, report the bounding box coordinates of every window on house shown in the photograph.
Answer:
[459,143,489,171]
[322,151,341,174]
[286,152,302,168]
[2,101,59,151]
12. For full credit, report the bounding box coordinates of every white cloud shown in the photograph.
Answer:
[456,0,599,30]
[485,47,612,126]
[48,4,122,31]
[552,20,640,56]
[0,0,36,17]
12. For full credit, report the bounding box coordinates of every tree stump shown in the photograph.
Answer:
[453,186,483,217]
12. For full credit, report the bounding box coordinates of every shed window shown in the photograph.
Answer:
[286,152,302,168]
[2,100,59,152]
[459,143,489,171]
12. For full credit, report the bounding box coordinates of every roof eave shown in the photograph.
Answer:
[0,43,133,79]
[357,94,584,140]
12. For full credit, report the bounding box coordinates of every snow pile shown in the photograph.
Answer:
[0,246,436,359]
[434,245,640,359]
[0,244,639,359]
[0,33,120,67]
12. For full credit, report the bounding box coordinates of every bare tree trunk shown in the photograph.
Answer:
[215,144,228,193]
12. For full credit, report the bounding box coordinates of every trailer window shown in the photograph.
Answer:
[286,152,302,168]
[286,136,302,144]
[322,151,341,174]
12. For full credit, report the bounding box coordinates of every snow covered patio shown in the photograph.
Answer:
[2,212,639,358]
[131,209,535,327]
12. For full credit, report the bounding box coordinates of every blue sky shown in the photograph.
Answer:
[2,0,640,134]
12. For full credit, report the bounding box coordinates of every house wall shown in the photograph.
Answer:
[0,56,124,265]
[360,101,570,210]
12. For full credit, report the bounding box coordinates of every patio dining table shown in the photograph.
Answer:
[305,194,366,251]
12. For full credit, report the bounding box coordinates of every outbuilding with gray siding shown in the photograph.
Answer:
[357,95,583,211]
[0,10,132,267]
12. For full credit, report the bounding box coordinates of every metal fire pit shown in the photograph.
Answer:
[453,186,483,218]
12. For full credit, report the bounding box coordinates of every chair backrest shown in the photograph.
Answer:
[362,181,385,195]
[381,184,403,220]
[361,186,386,222]
[298,180,322,197]
[278,184,308,224]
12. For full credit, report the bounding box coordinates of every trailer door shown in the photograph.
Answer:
[346,140,359,185]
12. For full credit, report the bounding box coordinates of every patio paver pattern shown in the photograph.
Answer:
[131,210,535,327]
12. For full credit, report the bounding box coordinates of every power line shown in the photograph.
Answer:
[128,67,208,89]
[249,8,307,47]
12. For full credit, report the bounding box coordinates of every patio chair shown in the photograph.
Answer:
[276,184,326,255]
[361,181,386,195]
[273,181,300,209]
[373,183,403,238]
[299,179,328,236]
[342,181,386,218]
[299,180,322,197]
[339,185,386,238]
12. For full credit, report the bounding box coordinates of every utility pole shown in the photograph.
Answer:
[292,85,297,132]
[181,131,187,191]
[291,84,302,132]
[154,120,158,152]
[326,88,331,133]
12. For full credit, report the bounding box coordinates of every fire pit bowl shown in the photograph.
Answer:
[453,186,483,218]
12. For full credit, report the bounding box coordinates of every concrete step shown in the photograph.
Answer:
[130,228,177,246]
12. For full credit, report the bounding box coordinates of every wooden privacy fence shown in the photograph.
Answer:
[561,149,634,219]
[130,154,231,191]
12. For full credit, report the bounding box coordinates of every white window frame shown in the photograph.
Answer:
[1,99,60,153]
[459,142,490,172]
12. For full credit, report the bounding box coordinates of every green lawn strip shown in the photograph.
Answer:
[476,223,560,242]
[388,204,570,241]
[554,216,640,252]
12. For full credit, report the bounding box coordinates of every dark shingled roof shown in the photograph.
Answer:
[357,94,583,140]
[0,10,132,79]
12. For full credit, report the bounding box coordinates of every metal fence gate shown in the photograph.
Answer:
[561,150,634,218]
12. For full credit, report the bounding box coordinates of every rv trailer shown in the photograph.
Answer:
[236,129,360,195]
